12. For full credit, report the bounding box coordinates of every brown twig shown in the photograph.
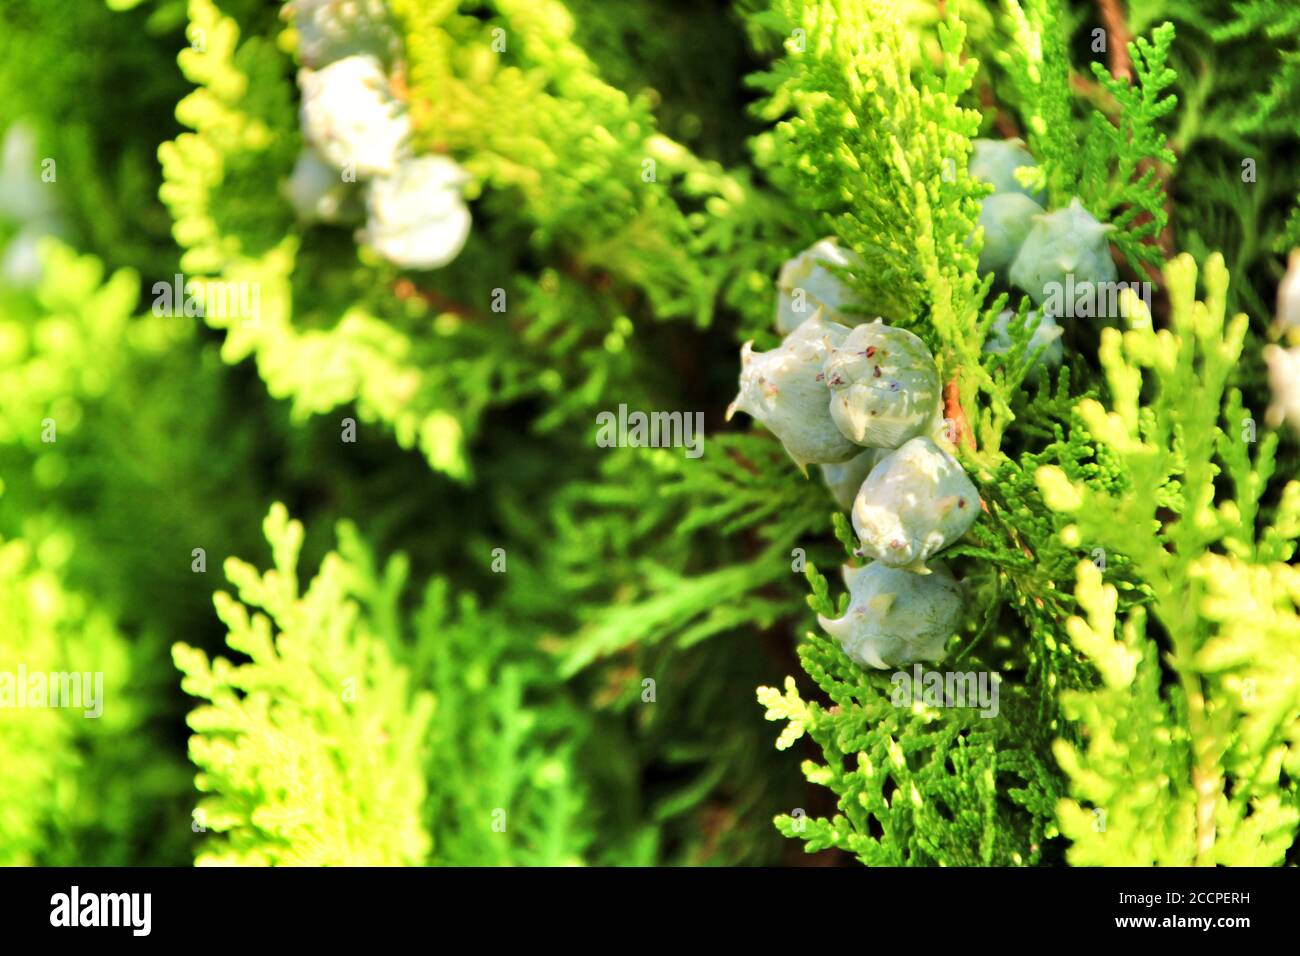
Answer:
[1097,0,1133,82]
[943,375,977,454]
[392,278,484,321]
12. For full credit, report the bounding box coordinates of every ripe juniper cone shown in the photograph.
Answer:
[818,560,964,669]
[728,309,861,471]
[363,155,472,269]
[774,237,864,334]
[852,436,979,570]
[969,137,1046,204]
[299,53,410,178]
[1009,197,1117,307]
[822,320,941,449]
[976,192,1044,277]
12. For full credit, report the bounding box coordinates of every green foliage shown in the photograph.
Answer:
[0,526,185,866]
[158,0,797,484]
[0,240,269,646]
[1279,198,1300,254]
[1078,24,1178,270]
[415,580,601,866]
[747,1,988,369]
[159,0,297,275]
[758,579,1064,865]
[173,504,435,865]
[0,242,146,446]
[744,2,1298,868]
[1121,0,1300,319]
[1212,0,1300,140]
[0,0,185,276]
[758,674,1063,865]
[997,2,1178,272]
[555,437,829,675]
[994,0,1082,204]
[1035,254,1300,864]
[392,0,746,324]
[159,0,479,476]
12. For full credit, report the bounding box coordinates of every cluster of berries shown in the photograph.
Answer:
[977,139,1300,446]
[283,0,470,270]
[728,240,979,669]
[971,139,1118,378]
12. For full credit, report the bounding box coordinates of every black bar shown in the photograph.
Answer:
[0,866,1286,942]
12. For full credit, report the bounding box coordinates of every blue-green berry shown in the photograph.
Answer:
[284,148,361,224]
[0,123,57,223]
[976,192,1044,277]
[818,560,964,669]
[1275,249,1300,342]
[852,436,979,569]
[1008,198,1117,307]
[0,123,65,288]
[970,138,1046,205]
[2,225,50,287]
[1264,345,1300,436]
[362,155,472,269]
[284,0,399,69]
[728,310,861,472]
[299,54,410,178]
[822,321,941,449]
[774,238,863,334]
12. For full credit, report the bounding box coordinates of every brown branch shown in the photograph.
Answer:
[943,375,977,454]
[392,278,484,321]
[1097,0,1133,82]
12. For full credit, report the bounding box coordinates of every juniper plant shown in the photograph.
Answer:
[0,0,1295,868]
